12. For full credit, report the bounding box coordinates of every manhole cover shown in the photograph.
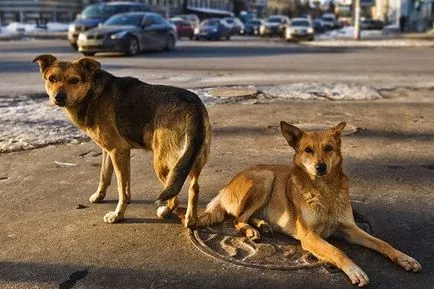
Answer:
[185,209,371,271]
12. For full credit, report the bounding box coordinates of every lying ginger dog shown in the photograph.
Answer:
[197,122,421,286]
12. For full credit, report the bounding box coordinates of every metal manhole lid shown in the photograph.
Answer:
[179,209,371,271]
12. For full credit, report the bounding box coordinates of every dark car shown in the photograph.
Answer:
[170,17,194,39]
[361,18,384,30]
[223,17,245,35]
[77,12,176,56]
[312,19,325,33]
[68,1,150,49]
[194,18,231,41]
[260,15,290,37]
[176,14,200,30]
[244,19,264,35]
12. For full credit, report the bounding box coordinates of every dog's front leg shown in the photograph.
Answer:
[341,224,422,272]
[103,149,130,223]
[299,228,369,287]
[90,149,114,203]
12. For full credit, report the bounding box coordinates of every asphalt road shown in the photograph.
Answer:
[0,38,434,94]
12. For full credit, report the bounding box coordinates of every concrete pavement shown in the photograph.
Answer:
[0,99,433,289]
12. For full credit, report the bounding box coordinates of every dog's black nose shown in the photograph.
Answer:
[54,92,66,105]
[316,162,327,175]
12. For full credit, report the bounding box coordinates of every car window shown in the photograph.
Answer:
[143,14,165,26]
[268,17,282,23]
[291,20,310,27]
[105,14,143,27]
[81,4,119,19]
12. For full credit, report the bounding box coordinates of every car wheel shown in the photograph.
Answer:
[165,35,175,51]
[189,34,194,40]
[226,34,230,40]
[70,43,78,50]
[125,36,139,56]
[81,51,95,56]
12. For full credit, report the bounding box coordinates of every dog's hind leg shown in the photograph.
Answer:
[234,209,262,242]
[154,155,180,219]
[103,149,130,223]
[89,150,114,203]
[184,167,201,228]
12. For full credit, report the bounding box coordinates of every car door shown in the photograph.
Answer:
[141,14,161,50]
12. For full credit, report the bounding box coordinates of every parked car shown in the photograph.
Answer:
[194,18,231,40]
[224,17,245,35]
[77,12,176,56]
[170,17,194,39]
[312,19,325,33]
[284,18,314,41]
[361,18,384,30]
[260,15,290,37]
[68,1,150,50]
[176,14,200,29]
[244,19,264,35]
[321,13,338,30]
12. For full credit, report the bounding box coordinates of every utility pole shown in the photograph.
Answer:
[354,0,361,40]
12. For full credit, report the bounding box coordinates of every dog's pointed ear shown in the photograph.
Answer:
[280,121,303,150]
[332,122,346,136]
[76,57,100,73]
[33,54,57,75]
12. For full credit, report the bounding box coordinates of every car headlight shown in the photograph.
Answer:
[68,24,75,32]
[194,27,199,35]
[211,28,218,33]
[110,31,128,40]
[308,27,314,33]
[78,33,86,41]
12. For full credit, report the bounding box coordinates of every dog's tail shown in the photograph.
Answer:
[155,111,205,206]
[196,194,226,227]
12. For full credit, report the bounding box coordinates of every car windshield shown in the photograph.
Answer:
[104,14,142,27]
[322,16,334,21]
[248,20,261,25]
[225,19,234,24]
[291,20,310,27]
[202,20,219,26]
[268,17,282,23]
[82,4,121,19]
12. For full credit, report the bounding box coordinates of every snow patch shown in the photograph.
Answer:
[259,83,382,101]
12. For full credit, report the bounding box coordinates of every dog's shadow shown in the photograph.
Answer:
[123,217,180,224]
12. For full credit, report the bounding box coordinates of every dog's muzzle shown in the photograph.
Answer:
[54,92,67,106]
[315,162,327,176]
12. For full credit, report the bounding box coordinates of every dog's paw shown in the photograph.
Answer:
[257,220,273,237]
[343,263,369,287]
[395,254,422,272]
[246,228,261,242]
[103,211,123,224]
[89,191,105,203]
[184,216,197,229]
[156,206,172,219]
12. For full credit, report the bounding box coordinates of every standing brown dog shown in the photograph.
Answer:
[197,122,421,286]
[33,54,211,227]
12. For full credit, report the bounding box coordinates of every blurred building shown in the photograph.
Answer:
[267,0,296,15]
[0,0,84,24]
[0,0,234,25]
[374,0,433,31]
[245,0,268,17]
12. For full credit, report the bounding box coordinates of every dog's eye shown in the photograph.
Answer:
[324,145,333,152]
[304,147,313,153]
[68,77,80,85]
[48,75,57,83]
